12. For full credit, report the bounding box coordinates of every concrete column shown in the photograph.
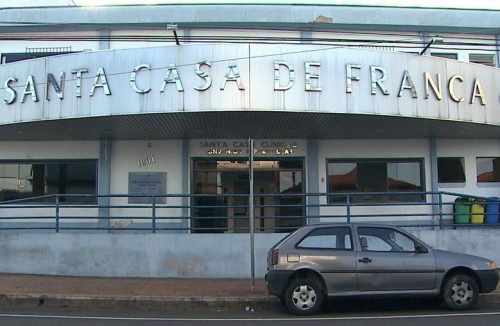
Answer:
[183,28,191,43]
[496,34,500,68]
[307,139,320,224]
[429,138,439,226]
[301,31,312,44]
[99,30,111,50]
[181,138,190,233]
[98,139,112,229]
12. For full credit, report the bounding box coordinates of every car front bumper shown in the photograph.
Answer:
[477,270,499,293]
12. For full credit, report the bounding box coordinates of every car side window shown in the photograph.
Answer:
[392,231,416,252]
[358,227,416,252]
[360,235,392,251]
[297,227,352,250]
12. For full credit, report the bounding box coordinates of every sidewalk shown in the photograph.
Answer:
[0,274,278,311]
[0,273,499,311]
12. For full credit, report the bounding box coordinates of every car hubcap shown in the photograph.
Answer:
[450,281,473,305]
[292,284,317,310]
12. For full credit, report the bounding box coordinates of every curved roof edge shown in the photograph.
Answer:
[0,4,499,33]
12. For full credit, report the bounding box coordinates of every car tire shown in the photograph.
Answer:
[284,277,324,315]
[442,274,479,310]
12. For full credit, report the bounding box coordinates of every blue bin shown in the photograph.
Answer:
[485,197,500,224]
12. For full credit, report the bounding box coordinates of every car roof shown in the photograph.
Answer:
[303,223,402,229]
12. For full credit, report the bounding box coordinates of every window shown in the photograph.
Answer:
[431,53,458,60]
[327,159,424,202]
[438,157,466,183]
[297,227,352,250]
[469,54,496,67]
[358,227,417,252]
[476,157,500,183]
[0,161,97,203]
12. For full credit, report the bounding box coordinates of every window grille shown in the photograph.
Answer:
[26,46,72,54]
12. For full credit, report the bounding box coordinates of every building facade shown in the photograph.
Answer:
[0,4,499,234]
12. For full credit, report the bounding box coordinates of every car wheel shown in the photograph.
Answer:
[442,274,479,310]
[284,277,324,315]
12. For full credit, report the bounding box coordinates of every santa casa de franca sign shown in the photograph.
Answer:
[1,45,499,129]
[199,140,300,156]
[1,60,496,106]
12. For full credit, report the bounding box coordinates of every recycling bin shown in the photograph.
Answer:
[485,197,500,224]
[454,197,470,224]
[470,200,485,224]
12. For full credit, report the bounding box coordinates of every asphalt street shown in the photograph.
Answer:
[0,301,499,326]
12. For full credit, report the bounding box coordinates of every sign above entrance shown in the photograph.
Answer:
[0,44,498,128]
[192,140,306,157]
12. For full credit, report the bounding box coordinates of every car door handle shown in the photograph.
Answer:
[358,258,372,263]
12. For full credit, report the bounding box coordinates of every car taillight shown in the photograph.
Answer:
[271,249,279,265]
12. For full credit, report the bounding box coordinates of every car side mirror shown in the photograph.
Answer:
[415,242,429,254]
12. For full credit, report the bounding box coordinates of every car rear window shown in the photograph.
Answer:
[270,229,301,250]
[297,227,352,250]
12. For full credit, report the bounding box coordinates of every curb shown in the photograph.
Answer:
[480,292,500,305]
[0,292,498,311]
[0,293,281,311]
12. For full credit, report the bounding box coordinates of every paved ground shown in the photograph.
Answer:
[0,273,498,311]
[0,274,274,310]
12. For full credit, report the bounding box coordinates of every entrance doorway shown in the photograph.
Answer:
[191,159,305,233]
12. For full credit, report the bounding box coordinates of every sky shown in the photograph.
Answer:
[6,0,500,10]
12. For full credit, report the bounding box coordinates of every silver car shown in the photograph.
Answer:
[265,224,499,315]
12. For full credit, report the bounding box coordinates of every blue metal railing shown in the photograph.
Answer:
[0,191,498,232]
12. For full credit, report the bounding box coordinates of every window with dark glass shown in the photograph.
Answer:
[476,157,500,183]
[469,53,496,67]
[431,53,458,60]
[437,157,466,183]
[327,159,424,203]
[0,161,97,203]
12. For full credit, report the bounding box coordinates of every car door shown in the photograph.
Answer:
[296,226,358,294]
[355,226,436,291]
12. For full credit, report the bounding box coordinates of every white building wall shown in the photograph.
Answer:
[430,33,497,63]
[109,30,180,49]
[0,140,99,159]
[109,140,184,228]
[0,31,100,61]
[0,28,495,66]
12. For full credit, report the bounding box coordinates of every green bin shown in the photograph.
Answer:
[454,197,470,224]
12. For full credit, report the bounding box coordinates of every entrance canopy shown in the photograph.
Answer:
[0,111,499,141]
[0,44,499,140]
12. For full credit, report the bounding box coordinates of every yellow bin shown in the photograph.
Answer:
[471,201,485,224]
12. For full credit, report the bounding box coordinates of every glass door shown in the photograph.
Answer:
[191,158,305,233]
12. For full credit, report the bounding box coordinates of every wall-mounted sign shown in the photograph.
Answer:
[0,44,498,128]
[196,140,302,157]
[2,61,491,106]
[128,172,166,204]
[138,154,156,168]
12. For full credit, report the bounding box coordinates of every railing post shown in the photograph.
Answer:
[346,194,351,224]
[152,197,157,234]
[438,192,444,230]
[55,195,60,233]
